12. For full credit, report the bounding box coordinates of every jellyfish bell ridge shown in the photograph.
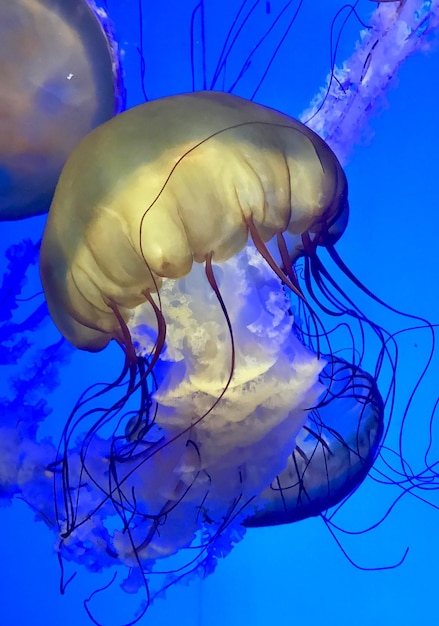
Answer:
[40,91,348,352]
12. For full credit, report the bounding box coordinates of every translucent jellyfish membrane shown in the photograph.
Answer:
[38,91,390,610]
[244,356,384,527]
[0,0,125,221]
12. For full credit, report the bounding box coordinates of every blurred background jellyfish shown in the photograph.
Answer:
[0,0,125,221]
[1,1,439,625]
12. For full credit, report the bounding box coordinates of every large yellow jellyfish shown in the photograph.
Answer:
[40,90,355,602]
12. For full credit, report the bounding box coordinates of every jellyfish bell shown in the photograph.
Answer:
[40,90,348,352]
[0,0,125,221]
[244,356,384,527]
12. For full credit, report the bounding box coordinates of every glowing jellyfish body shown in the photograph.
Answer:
[40,91,347,349]
[38,91,384,593]
[0,0,124,221]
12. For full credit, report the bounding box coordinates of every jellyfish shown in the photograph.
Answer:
[35,89,392,619]
[39,92,347,505]
[0,0,125,221]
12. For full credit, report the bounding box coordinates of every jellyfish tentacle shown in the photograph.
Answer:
[107,299,138,365]
[204,250,236,392]
[246,215,305,299]
[276,231,302,289]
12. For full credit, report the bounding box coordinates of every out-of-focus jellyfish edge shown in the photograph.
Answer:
[0,240,71,507]
[0,0,126,221]
[87,0,127,116]
[302,0,439,162]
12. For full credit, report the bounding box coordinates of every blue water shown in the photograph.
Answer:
[1,2,438,625]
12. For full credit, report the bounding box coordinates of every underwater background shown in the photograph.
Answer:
[0,1,438,625]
